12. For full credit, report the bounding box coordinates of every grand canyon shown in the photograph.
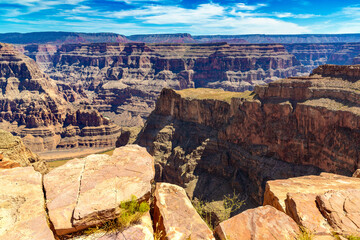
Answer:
[1,11,360,240]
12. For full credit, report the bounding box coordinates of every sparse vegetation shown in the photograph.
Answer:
[192,191,245,229]
[83,195,150,236]
[176,88,256,103]
[294,227,313,240]
[346,235,360,240]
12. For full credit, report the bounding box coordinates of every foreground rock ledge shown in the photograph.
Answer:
[215,205,300,240]
[264,173,360,236]
[153,182,215,240]
[44,145,155,235]
[0,167,54,240]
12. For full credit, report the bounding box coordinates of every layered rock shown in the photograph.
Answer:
[263,173,360,237]
[138,65,360,207]
[29,42,300,126]
[215,205,299,240]
[0,43,120,153]
[153,182,215,240]
[0,129,47,173]
[43,145,155,235]
[0,167,54,240]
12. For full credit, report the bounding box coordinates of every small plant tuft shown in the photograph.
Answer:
[84,195,150,236]
[294,227,313,240]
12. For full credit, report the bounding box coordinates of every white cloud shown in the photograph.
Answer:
[274,12,318,19]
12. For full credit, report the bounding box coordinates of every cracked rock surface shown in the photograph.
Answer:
[0,167,54,240]
[44,145,155,235]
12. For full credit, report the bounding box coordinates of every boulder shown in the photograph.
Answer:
[0,167,54,240]
[285,193,331,234]
[153,182,215,240]
[264,173,360,237]
[44,145,154,235]
[214,205,300,240]
[316,189,360,235]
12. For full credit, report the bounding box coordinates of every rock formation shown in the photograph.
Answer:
[153,182,214,240]
[0,129,48,173]
[44,145,154,235]
[0,167,55,240]
[138,65,360,208]
[27,42,300,126]
[263,173,360,237]
[215,205,300,240]
[0,43,120,153]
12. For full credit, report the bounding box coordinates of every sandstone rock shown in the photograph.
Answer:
[44,145,154,235]
[316,189,360,235]
[0,167,54,240]
[0,129,48,173]
[215,205,300,240]
[263,173,360,213]
[72,212,154,240]
[285,193,331,234]
[31,42,301,127]
[0,43,121,154]
[153,182,215,240]
[264,173,360,236]
[353,169,360,178]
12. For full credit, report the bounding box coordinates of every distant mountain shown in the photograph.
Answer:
[0,32,129,44]
[193,34,360,44]
[4,32,360,44]
[128,33,196,43]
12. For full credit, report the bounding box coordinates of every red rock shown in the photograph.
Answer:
[153,182,215,240]
[215,205,300,240]
[44,145,154,235]
[0,167,54,240]
[353,169,360,178]
[316,189,360,235]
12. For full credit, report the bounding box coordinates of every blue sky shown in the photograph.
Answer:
[0,0,360,35]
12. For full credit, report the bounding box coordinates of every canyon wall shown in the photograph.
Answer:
[0,43,120,153]
[137,65,360,205]
[22,42,300,126]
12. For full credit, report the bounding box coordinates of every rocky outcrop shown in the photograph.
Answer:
[0,129,48,173]
[0,167,55,240]
[153,182,214,240]
[0,43,120,153]
[263,173,360,237]
[215,205,299,240]
[26,42,300,126]
[44,145,155,235]
[138,65,360,208]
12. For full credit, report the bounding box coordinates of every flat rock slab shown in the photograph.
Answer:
[0,167,54,240]
[263,173,360,237]
[154,182,215,240]
[285,193,332,234]
[264,173,360,212]
[72,212,154,240]
[215,205,299,240]
[44,145,155,235]
[316,189,360,235]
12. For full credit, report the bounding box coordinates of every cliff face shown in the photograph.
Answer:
[138,65,360,205]
[0,43,120,153]
[28,42,300,126]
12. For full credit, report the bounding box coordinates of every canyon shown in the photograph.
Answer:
[137,64,360,209]
[0,43,120,156]
[7,33,360,128]
[17,42,300,127]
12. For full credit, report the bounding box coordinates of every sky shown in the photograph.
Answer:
[0,0,360,35]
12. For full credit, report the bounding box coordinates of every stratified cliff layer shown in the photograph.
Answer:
[0,43,120,153]
[32,42,300,126]
[138,64,360,205]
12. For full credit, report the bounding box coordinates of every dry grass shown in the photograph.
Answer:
[176,88,255,103]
